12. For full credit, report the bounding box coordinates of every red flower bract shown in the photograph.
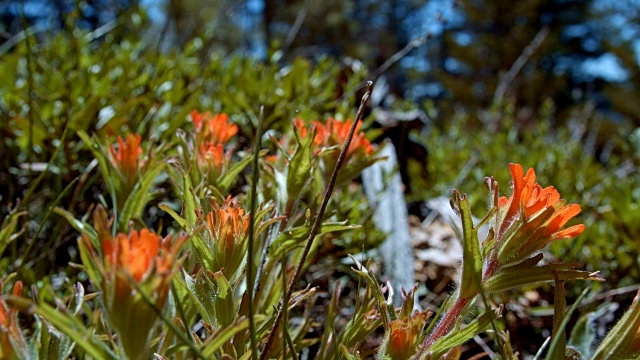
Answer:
[109,133,143,177]
[294,117,374,160]
[0,281,25,358]
[103,229,162,282]
[494,163,585,265]
[206,196,250,257]
[191,110,238,147]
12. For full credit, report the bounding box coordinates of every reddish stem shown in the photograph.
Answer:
[418,297,471,355]
[418,259,502,357]
[482,258,500,283]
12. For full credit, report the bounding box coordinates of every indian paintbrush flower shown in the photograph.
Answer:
[321,117,374,159]
[190,110,238,147]
[80,205,186,360]
[294,117,374,162]
[198,143,232,181]
[0,281,26,360]
[201,196,250,282]
[485,163,585,276]
[387,310,430,359]
[107,133,147,210]
[292,117,377,186]
[419,163,593,355]
[109,133,143,182]
[185,110,241,189]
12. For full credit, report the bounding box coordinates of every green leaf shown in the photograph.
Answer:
[350,256,391,331]
[7,297,117,360]
[212,271,234,328]
[181,169,197,229]
[174,271,217,326]
[76,236,103,287]
[40,284,85,360]
[118,161,165,229]
[340,344,361,360]
[39,316,76,360]
[200,317,255,357]
[217,150,267,193]
[190,233,214,270]
[483,264,602,293]
[429,308,500,359]
[547,272,567,360]
[0,210,26,257]
[450,190,482,299]
[546,287,590,360]
[568,302,617,359]
[286,125,315,201]
[158,203,188,229]
[77,130,111,187]
[593,289,640,360]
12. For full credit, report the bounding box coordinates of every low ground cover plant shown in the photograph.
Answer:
[3,95,640,359]
[2,10,640,359]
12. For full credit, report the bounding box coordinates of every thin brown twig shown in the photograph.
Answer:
[493,26,550,103]
[279,0,312,59]
[338,34,430,106]
[260,81,375,359]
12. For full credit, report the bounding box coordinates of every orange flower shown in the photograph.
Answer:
[191,110,238,146]
[0,281,26,359]
[206,196,249,257]
[325,117,374,157]
[201,196,250,279]
[99,225,186,300]
[103,229,162,282]
[294,117,374,160]
[387,310,430,359]
[198,143,230,181]
[493,163,585,265]
[389,319,415,359]
[293,118,323,148]
[109,133,143,177]
[199,144,225,167]
[82,205,186,360]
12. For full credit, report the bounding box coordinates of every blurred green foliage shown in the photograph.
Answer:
[0,9,376,284]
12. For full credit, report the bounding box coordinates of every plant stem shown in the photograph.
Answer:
[260,82,374,359]
[247,106,264,360]
[418,297,471,355]
[419,258,503,356]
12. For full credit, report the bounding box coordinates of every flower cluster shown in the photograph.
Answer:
[107,132,147,210]
[419,163,594,355]
[198,143,231,180]
[285,117,377,187]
